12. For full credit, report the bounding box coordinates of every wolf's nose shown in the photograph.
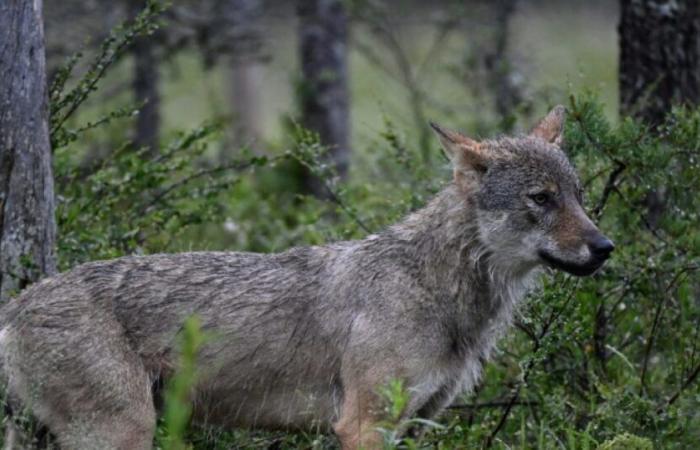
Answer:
[589,236,615,259]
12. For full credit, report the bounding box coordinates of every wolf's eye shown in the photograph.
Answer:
[531,193,549,205]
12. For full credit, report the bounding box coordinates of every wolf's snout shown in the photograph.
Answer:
[588,235,615,260]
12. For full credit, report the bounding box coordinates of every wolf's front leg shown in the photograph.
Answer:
[333,385,385,450]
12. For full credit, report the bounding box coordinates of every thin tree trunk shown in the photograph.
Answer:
[231,63,263,151]
[0,0,57,301]
[225,0,265,155]
[486,0,522,132]
[130,0,161,153]
[298,0,350,196]
[619,0,700,126]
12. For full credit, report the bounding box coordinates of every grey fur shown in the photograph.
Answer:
[0,107,612,449]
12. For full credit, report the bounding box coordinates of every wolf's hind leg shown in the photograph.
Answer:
[9,324,157,450]
[49,351,156,450]
[333,386,385,450]
[58,405,155,450]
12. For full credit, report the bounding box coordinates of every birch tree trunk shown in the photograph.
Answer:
[0,0,57,301]
[226,0,265,155]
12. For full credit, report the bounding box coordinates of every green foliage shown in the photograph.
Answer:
[598,433,653,450]
[50,0,167,151]
[54,120,274,268]
[376,379,444,450]
[157,316,207,450]
[46,0,276,270]
[381,379,410,422]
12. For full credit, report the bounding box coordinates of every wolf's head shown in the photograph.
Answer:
[431,106,613,277]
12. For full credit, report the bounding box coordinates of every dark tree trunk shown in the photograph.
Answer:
[129,0,161,153]
[619,0,700,228]
[486,0,522,132]
[0,0,57,301]
[619,0,700,126]
[298,0,350,196]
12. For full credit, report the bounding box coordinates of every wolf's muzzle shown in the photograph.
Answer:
[538,233,614,277]
[588,235,615,261]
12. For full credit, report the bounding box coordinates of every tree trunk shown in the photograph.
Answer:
[0,0,57,301]
[619,0,700,228]
[485,0,523,132]
[225,0,265,156]
[298,0,350,196]
[619,0,700,126]
[129,0,161,153]
[231,62,264,152]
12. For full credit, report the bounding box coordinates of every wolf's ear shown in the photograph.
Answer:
[430,122,488,190]
[530,105,566,146]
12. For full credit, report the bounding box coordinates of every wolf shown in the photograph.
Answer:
[0,106,613,449]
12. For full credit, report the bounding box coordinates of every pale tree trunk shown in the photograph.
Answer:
[619,0,700,126]
[298,0,350,196]
[0,0,57,301]
[225,0,265,155]
[129,0,161,153]
[231,63,263,151]
[486,0,522,132]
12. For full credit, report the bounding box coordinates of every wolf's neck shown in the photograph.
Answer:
[390,184,537,312]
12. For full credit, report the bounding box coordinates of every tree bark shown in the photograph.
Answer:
[619,0,700,228]
[224,0,265,156]
[0,0,57,301]
[129,0,161,153]
[486,0,523,132]
[230,62,264,152]
[298,0,350,196]
[619,0,700,126]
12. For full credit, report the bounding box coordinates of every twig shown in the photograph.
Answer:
[289,147,372,233]
[611,185,680,253]
[659,362,700,414]
[320,180,371,233]
[140,156,282,216]
[448,400,539,410]
[353,5,432,161]
[640,266,697,396]
[51,4,164,135]
[592,162,626,219]
[484,279,579,448]
[639,292,664,396]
